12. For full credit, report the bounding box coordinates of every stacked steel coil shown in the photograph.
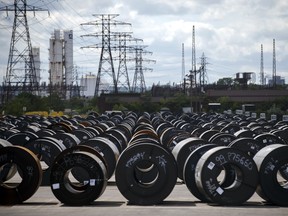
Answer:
[0,112,288,206]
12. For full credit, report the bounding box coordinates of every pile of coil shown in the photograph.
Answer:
[0,112,288,206]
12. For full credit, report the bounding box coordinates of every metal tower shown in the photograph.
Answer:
[272,39,276,87]
[116,33,132,92]
[81,14,131,96]
[113,33,142,92]
[0,0,47,103]
[131,46,155,93]
[260,44,265,85]
[191,25,197,87]
[199,52,208,89]
[182,43,185,82]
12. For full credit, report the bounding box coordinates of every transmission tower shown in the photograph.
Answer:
[199,52,208,89]
[131,46,155,93]
[272,39,276,87]
[260,44,265,85]
[70,65,81,98]
[0,0,48,103]
[115,33,132,92]
[81,14,131,96]
[112,33,143,92]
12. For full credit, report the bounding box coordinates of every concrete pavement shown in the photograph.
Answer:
[0,181,287,216]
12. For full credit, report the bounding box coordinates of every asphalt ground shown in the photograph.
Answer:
[1,178,287,216]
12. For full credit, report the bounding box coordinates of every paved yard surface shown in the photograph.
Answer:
[0,180,287,216]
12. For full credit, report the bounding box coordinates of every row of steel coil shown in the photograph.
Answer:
[0,112,287,206]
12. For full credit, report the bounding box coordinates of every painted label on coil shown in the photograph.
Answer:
[126,152,145,168]
[205,180,217,197]
[156,155,167,173]
[264,157,278,174]
[215,155,227,166]
[0,154,7,162]
[227,152,253,170]
[26,166,34,177]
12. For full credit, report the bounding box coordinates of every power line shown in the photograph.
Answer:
[0,0,49,103]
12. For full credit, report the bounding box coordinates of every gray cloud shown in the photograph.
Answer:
[0,0,287,86]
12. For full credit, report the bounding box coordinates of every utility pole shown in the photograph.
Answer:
[81,14,131,96]
[0,0,48,104]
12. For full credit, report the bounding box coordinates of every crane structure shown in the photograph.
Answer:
[81,14,131,96]
[0,0,48,103]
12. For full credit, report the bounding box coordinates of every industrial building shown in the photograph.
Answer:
[267,76,285,86]
[32,47,41,84]
[80,73,97,97]
[49,29,73,99]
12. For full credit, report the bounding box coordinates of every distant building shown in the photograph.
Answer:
[32,47,40,84]
[80,73,96,97]
[80,73,116,97]
[268,76,285,86]
[49,29,73,98]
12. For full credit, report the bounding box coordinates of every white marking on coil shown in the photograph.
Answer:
[216,187,224,195]
[52,183,60,190]
[90,179,96,186]
[207,162,215,170]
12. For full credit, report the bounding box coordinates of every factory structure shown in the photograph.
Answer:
[49,29,75,99]
[80,74,96,97]
[0,0,287,112]
[32,47,41,84]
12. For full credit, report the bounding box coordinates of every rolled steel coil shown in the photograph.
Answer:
[254,144,288,206]
[115,143,177,205]
[195,146,258,205]
[50,147,107,206]
[0,146,42,205]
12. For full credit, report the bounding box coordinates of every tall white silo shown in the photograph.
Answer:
[49,29,63,85]
[32,47,40,84]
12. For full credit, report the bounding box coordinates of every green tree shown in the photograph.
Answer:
[42,93,65,112]
[4,92,45,116]
[216,77,234,86]
[161,93,190,113]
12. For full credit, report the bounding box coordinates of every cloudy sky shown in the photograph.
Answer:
[0,0,287,87]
